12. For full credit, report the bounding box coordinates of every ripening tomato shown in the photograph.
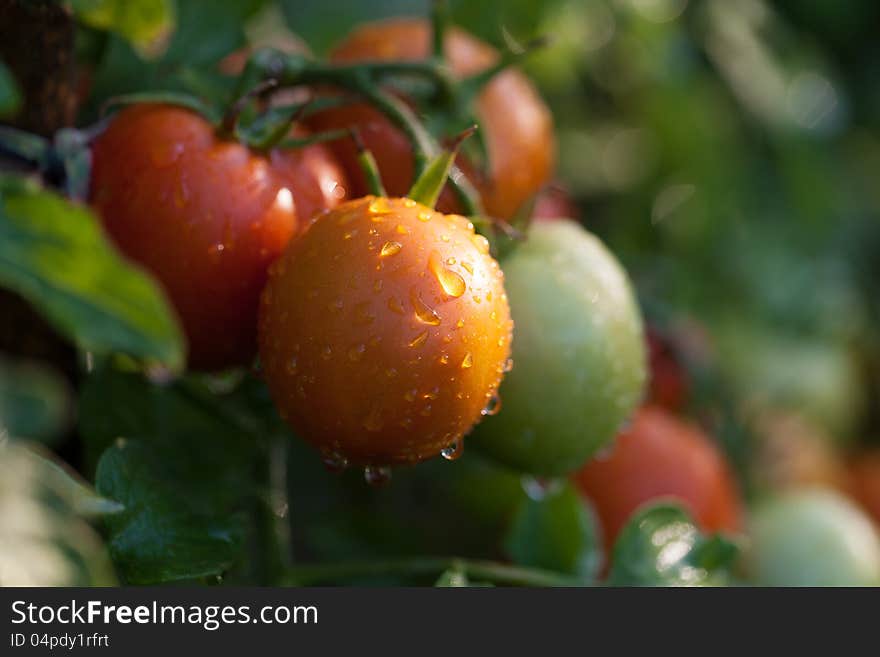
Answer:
[573,405,743,555]
[646,326,689,411]
[258,196,513,467]
[748,488,880,586]
[846,451,880,527]
[531,184,578,223]
[470,219,646,476]
[310,18,555,220]
[90,104,348,370]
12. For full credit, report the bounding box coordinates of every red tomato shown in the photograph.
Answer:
[531,184,578,222]
[90,104,348,370]
[574,405,743,555]
[310,18,555,220]
[847,451,880,527]
[646,326,689,411]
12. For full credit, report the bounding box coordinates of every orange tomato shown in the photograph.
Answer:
[258,196,513,467]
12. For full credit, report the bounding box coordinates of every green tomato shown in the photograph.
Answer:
[748,488,880,586]
[470,219,646,476]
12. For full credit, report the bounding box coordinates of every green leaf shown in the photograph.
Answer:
[70,0,176,57]
[0,178,185,370]
[0,60,21,118]
[95,439,248,584]
[0,356,70,444]
[504,481,602,583]
[83,366,267,584]
[434,567,494,587]
[0,441,117,586]
[606,503,740,587]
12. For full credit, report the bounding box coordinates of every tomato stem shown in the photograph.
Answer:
[408,124,477,208]
[349,127,387,197]
[219,78,279,139]
[283,557,583,587]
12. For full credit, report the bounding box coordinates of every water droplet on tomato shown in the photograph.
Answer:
[369,197,392,216]
[362,408,383,432]
[322,452,349,473]
[364,466,392,487]
[441,441,463,461]
[411,290,441,326]
[409,331,428,348]
[461,352,473,369]
[348,344,366,361]
[380,241,403,257]
[428,251,466,298]
[481,393,501,416]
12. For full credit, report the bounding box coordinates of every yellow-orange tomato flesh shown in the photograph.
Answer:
[258,196,513,466]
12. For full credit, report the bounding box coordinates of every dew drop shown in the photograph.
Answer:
[446,257,457,265]
[322,452,349,473]
[440,234,450,242]
[473,234,491,254]
[461,352,473,369]
[396,224,410,235]
[409,331,428,348]
[403,198,417,208]
[150,141,184,167]
[387,297,405,315]
[441,440,463,461]
[321,345,333,360]
[503,358,514,373]
[348,344,366,361]
[461,261,474,275]
[363,408,383,432]
[380,241,403,257]
[417,210,433,222]
[481,393,501,416]
[364,466,392,487]
[404,389,417,402]
[374,279,384,293]
[354,302,375,326]
[422,387,440,400]
[439,354,450,365]
[369,197,392,216]
[455,319,465,329]
[411,290,441,326]
[428,251,466,298]
[343,229,358,240]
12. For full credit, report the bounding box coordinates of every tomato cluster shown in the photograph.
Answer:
[86,16,645,478]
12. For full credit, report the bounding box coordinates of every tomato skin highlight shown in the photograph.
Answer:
[89,103,348,370]
[311,18,555,220]
[574,405,743,555]
[258,196,513,466]
[470,219,646,476]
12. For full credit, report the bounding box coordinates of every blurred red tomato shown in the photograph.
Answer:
[573,405,743,555]
[847,451,880,526]
[646,326,689,411]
